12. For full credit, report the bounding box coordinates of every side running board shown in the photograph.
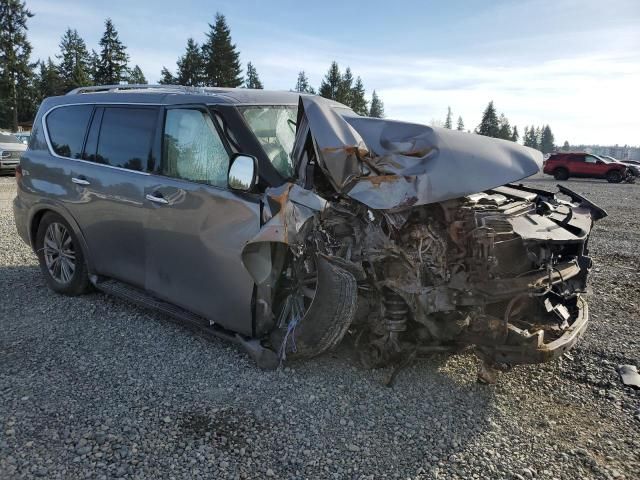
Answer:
[93,278,278,370]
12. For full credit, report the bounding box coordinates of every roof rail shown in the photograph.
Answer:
[66,84,208,95]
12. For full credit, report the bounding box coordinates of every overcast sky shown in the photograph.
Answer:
[26,0,640,146]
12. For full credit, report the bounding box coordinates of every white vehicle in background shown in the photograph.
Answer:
[0,132,27,175]
[13,132,30,145]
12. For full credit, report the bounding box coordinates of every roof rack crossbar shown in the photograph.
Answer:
[66,84,211,95]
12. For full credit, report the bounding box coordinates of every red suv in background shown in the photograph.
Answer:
[543,153,632,183]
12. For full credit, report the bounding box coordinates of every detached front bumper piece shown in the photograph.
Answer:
[490,296,589,365]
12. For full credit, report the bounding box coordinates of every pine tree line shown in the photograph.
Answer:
[1,2,387,130]
[523,125,555,153]
[439,106,466,132]
[439,101,555,152]
[0,3,146,130]
[301,61,384,117]
[159,13,249,88]
[472,100,555,152]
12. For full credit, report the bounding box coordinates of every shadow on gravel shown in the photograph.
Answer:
[0,262,497,478]
[0,264,39,283]
[173,347,498,477]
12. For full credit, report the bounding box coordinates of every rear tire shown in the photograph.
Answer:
[35,212,91,295]
[553,168,569,180]
[606,170,622,183]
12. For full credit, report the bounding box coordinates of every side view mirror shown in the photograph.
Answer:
[228,154,258,192]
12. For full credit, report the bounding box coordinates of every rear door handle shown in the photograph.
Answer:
[71,177,90,185]
[145,193,169,205]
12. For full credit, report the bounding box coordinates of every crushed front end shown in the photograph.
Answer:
[241,96,606,380]
[305,183,603,377]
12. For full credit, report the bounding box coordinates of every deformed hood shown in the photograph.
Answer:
[294,96,543,210]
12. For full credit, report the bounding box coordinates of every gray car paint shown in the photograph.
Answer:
[294,96,543,210]
[144,177,260,336]
[15,93,267,335]
[16,88,549,343]
[63,159,152,289]
[241,96,546,281]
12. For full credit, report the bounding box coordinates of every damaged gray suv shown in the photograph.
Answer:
[14,85,606,380]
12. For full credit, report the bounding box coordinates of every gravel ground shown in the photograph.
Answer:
[1,174,638,480]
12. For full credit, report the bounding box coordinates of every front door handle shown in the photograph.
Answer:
[145,193,169,205]
[71,177,90,185]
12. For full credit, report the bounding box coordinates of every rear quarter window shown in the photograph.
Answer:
[45,105,93,158]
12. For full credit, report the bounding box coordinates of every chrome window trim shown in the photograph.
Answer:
[41,102,163,176]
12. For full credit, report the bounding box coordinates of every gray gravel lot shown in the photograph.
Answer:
[1,174,639,479]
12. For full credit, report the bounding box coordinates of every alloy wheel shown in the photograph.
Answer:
[43,222,76,284]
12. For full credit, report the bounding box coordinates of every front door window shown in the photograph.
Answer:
[163,109,230,187]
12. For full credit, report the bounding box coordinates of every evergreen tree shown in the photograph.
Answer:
[158,66,177,85]
[540,125,555,154]
[294,70,314,93]
[57,28,91,91]
[319,61,341,100]
[511,125,519,143]
[369,90,384,118]
[88,49,99,83]
[95,18,129,85]
[562,140,570,151]
[350,76,368,115]
[244,62,263,89]
[497,113,512,140]
[176,38,203,86]
[336,66,353,105]
[523,125,539,149]
[456,116,464,131]
[37,58,64,98]
[444,106,453,129]
[0,0,35,131]
[535,126,542,149]
[477,101,499,138]
[128,65,147,84]
[201,13,243,87]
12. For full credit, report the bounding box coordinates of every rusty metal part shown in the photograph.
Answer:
[488,296,589,364]
[383,290,408,333]
[243,163,602,376]
[293,96,543,210]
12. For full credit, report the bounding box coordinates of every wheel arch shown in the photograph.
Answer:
[605,168,624,180]
[28,203,94,274]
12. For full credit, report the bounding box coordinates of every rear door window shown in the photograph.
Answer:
[92,107,158,171]
[162,108,230,187]
[45,105,93,158]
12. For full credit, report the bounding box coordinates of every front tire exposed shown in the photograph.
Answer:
[35,212,91,295]
[272,255,358,360]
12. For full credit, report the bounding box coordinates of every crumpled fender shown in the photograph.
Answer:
[241,183,327,284]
